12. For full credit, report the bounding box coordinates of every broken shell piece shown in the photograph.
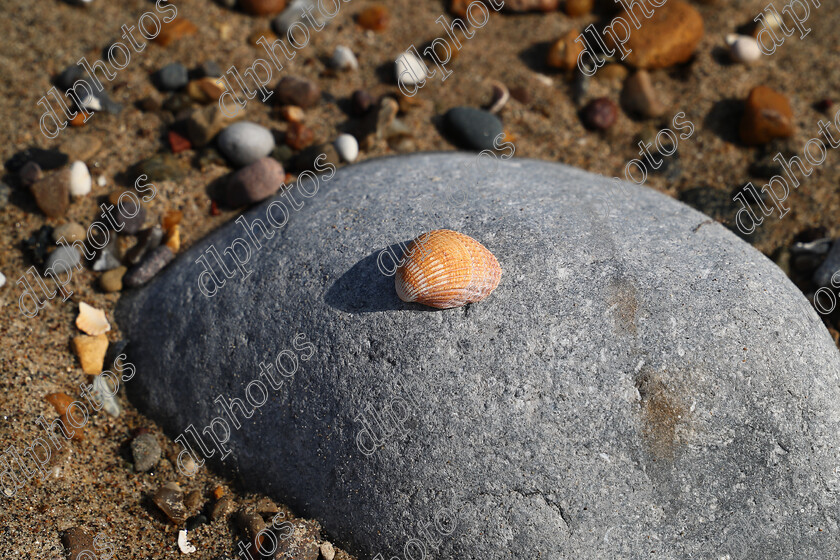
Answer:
[395,229,501,309]
[76,302,111,335]
[178,530,196,554]
[486,81,510,114]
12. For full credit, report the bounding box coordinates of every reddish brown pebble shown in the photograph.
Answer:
[225,157,285,207]
[240,0,287,15]
[546,29,583,71]
[449,0,470,17]
[564,0,593,16]
[210,200,221,216]
[352,89,375,115]
[509,86,531,105]
[168,130,191,153]
[740,85,794,145]
[356,5,390,31]
[46,393,84,441]
[503,0,559,11]
[62,528,95,559]
[581,98,618,130]
[247,28,277,47]
[285,122,315,150]
[816,99,834,113]
[274,76,321,108]
[30,169,70,218]
[70,112,87,127]
[153,18,198,47]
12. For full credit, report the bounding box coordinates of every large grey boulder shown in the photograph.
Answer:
[117,154,840,559]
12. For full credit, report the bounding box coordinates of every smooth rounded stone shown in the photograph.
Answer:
[100,266,127,292]
[727,34,761,64]
[605,0,704,69]
[740,85,794,145]
[620,70,665,118]
[131,432,162,472]
[0,271,5,289]
[443,107,503,151]
[330,46,359,72]
[69,161,92,196]
[813,240,840,287]
[334,133,359,163]
[124,246,175,288]
[45,244,82,276]
[394,51,427,86]
[197,60,223,79]
[581,97,618,130]
[564,0,592,16]
[154,62,189,91]
[546,29,582,71]
[274,76,321,109]
[225,157,285,207]
[217,122,276,168]
[272,0,322,35]
[351,89,374,115]
[118,154,840,559]
[153,484,188,524]
[31,169,70,218]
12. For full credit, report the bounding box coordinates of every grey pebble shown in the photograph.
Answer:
[217,122,276,168]
[45,245,81,276]
[154,63,189,91]
[124,246,174,288]
[125,226,164,266]
[131,433,161,472]
[813,239,840,287]
[444,107,503,151]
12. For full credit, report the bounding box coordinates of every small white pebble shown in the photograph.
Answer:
[0,271,5,289]
[178,530,196,554]
[726,34,761,65]
[395,52,427,86]
[334,134,359,163]
[330,46,359,71]
[97,175,107,187]
[69,161,92,196]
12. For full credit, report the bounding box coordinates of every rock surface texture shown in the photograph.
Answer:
[118,154,840,559]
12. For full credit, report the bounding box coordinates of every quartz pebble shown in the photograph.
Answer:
[726,34,761,65]
[73,334,108,375]
[93,372,122,417]
[131,433,162,472]
[69,161,92,196]
[274,76,321,108]
[395,52,428,87]
[334,133,359,163]
[31,169,70,218]
[154,62,189,91]
[124,246,175,288]
[582,97,618,130]
[273,0,322,35]
[45,244,81,276]
[217,122,276,167]
[621,70,665,118]
[330,46,359,71]
[444,107,503,151]
[153,483,188,524]
[740,85,794,145]
[100,266,127,292]
[320,542,336,560]
[225,157,285,207]
[605,0,704,69]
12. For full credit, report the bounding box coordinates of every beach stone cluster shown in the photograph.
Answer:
[119,154,840,559]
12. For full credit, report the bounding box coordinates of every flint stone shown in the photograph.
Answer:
[118,154,840,559]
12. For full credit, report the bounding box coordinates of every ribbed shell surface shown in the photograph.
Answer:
[394,229,501,309]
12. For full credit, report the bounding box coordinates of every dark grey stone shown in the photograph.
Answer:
[118,154,840,559]
[131,433,162,472]
[124,246,174,288]
[444,107,503,151]
[154,62,189,91]
[813,239,840,288]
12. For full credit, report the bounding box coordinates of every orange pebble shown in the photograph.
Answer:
[45,393,84,441]
[162,210,183,232]
[213,486,226,499]
[356,5,389,31]
[153,18,198,47]
[70,112,87,127]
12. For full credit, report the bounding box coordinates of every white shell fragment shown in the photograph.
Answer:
[178,530,196,554]
[334,134,359,163]
[69,161,92,196]
[395,52,428,86]
[726,34,761,65]
[330,46,359,71]
[76,302,111,335]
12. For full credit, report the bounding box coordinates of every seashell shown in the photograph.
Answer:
[76,301,111,335]
[395,229,501,309]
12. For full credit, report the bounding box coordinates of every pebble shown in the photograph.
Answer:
[61,528,95,559]
[73,334,108,375]
[444,107,503,151]
[19,161,43,187]
[395,52,427,86]
[621,70,665,118]
[351,89,375,115]
[186,105,229,147]
[240,0,287,15]
[46,392,84,440]
[726,34,761,65]
[100,266,127,292]
[108,192,147,234]
[597,63,628,82]
[274,76,321,109]
[168,130,192,153]
[334,133,359,163]
[124,246,175,288]
[0,182,10,210]
[153,18,198,47]
[605,0,704,69]
[75,78,123,114]
[131,433,162,472]
[546,29,582,71]
[92,373,121,417]
[187,78,225,104]
[56,64,85,90]
[126,226,165,266]
[503,0,559,11]
[53,222,86,244]
[45,243,81,275]
[285,122,315,150]
[217,121,276,167]
[162,91,194,113]
[211,495,236,521]
[154,62,189,91]
[273,0,322,35]
[69,161,92,196]
[739,85,794,145]
[60,136,102,161]
[581,97,618,130]
[6,147,68,172]
[184,490,204,513]
[564,0,592,16]
[0,271,4,289]
[153,483,188,524]
[134,153,190,182]
[92,234,122,272]
[225,157,285,207]
[279,105,305,123]
[320,542,336,560]
[357,5,390,31]
[330,46,359,72]
[25,226,54,266]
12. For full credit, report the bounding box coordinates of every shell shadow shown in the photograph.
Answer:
[324,242,437,313]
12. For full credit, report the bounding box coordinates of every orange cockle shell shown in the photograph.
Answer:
[395,229,501,309]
